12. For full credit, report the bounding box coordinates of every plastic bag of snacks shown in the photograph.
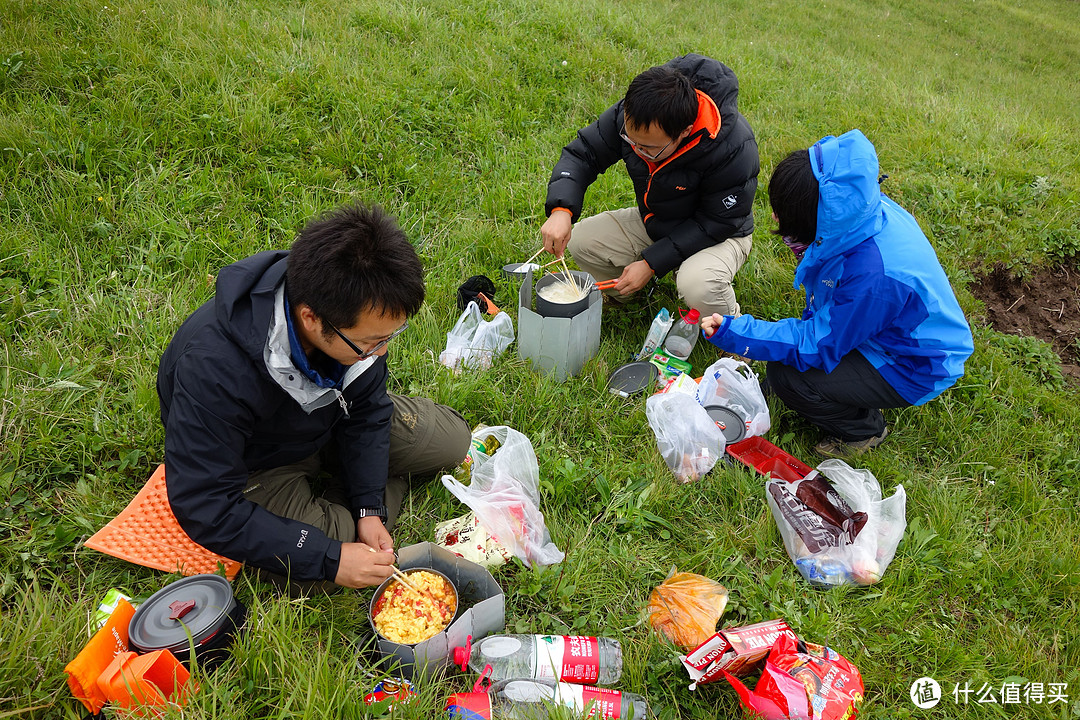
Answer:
[645,392,726,483]
[723,633,863,720]
[441,426,564,567]
[696,357,770,438]
[766,459,906,587]
[647,569,729,650]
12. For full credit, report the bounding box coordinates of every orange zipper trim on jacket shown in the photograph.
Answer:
[642,89,721,218]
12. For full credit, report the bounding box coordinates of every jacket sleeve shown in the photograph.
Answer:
[706,256,907,371]
[640,139,759,277]
[164,349,341,582]
[333,360,394,514]
[544,103,625,220]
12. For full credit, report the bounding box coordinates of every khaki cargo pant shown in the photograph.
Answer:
[242,394,470,542]
[567,207,752,317]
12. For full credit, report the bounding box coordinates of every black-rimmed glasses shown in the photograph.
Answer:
[329,320,409,360]
[619,118,675,161]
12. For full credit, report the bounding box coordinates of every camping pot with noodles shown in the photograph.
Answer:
[369,568,460,646]
[534,270,594,318]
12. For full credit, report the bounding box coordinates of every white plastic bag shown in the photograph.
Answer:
[645,392,726,483]
[765,459,906,587]
[696,358,770,438]
[438,301,515,373]
[441,426,564,567]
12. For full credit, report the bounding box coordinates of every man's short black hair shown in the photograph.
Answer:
[769,149,819,243]
[623,66,697,139]
[286,203,424,336]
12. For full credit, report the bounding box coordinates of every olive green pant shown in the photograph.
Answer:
[243,394,470,543]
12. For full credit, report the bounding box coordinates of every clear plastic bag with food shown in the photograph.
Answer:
[439,301,515,373]
[647,568,729,650]
[766,459,906,587]
[645,392,726,483]
[696,358,771,438]
[441,426,564,567]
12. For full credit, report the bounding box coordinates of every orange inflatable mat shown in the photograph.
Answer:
[85,464,241,580]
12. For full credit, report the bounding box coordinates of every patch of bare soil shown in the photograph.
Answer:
[969,263,1080,384]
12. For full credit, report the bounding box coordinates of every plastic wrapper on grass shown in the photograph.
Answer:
[722,633,864,720]
[646,569,729,650]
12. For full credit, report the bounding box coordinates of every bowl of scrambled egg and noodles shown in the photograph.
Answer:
[370,569,459,645]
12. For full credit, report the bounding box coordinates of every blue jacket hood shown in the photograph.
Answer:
[795,130,883,288]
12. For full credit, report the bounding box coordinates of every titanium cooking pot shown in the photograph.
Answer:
[368,567,459,645]
[704,403,748,443]
[128,574,246,671]
[534,270,594,318]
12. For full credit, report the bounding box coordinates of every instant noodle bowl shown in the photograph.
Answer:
[370,569,458,645]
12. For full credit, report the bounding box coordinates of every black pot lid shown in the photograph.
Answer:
[704,404,747,443]
[129,574,236,652]
[607,361,658,398]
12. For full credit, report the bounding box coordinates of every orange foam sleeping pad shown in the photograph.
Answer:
[85,464,241,579]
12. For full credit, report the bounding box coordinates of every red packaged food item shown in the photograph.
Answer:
[723,634,863,720]
[680,619,798,688]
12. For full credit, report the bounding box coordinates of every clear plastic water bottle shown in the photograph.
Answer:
[446,679,650,719]
[662,308,701,361]
[453,635,623,685]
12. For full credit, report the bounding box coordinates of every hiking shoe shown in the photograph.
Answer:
[601,292,630,309]
[720,351,753,365]
[813,427,890,458]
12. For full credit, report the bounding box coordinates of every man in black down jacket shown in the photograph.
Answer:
[157,204,469,590]
[541,54,759,316]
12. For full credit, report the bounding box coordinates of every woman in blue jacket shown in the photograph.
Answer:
[702,130,973,457]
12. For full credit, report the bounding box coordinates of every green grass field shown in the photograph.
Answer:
[2,0,1079,717]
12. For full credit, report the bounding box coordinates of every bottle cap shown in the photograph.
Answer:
[445,692,493,718]
[452,645,467,668]
[685,308,700,323]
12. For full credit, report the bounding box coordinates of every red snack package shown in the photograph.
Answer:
[680,619,797,688]
[723,634,863,720]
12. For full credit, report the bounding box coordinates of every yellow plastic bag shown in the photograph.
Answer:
[647,569,729,650]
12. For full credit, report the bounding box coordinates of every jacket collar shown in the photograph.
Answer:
[284,292,345,389]
[263,284,376,414]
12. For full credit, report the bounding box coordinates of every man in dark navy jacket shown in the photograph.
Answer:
[541,54,759,316]
[157,204,469,589]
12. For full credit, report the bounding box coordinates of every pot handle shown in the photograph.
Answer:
[168,599,197,620]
